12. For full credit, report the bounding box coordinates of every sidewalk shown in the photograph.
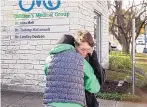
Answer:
[1,90,147,107]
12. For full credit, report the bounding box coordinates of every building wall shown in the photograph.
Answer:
[78,0,109,67]
[1,0,109,92]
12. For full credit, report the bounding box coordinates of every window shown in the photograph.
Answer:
[94,10,102,63]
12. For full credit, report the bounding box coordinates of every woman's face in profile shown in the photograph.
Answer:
[75,42,92,58]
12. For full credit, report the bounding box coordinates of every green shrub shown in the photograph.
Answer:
[109,52,131,71]
[96,92,122,100]
[121,94,141,102]
[96,92,141,102]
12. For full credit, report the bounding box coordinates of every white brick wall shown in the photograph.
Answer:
[2,54,13,59]
[19,45,36,50]
[50,40,58,45]
[1,0,109,92]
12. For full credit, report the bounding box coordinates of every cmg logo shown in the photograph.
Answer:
[18,0,61,12]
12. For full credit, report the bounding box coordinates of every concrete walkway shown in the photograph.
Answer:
[1,90,147,107]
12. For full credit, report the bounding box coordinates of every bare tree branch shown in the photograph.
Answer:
[136,9,147,20]
[109,0,146,53]
[124,2,144,15]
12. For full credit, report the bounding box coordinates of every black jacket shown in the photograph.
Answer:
[56,34,106,107]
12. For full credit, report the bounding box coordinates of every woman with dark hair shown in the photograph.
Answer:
[43,41,100,107]
[56,30,106,107]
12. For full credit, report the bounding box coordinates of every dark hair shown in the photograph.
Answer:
[56,34,75,46]
[74,30,94,47]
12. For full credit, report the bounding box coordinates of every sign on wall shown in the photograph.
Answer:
[18,0,61,12]
[13,18,70,39]
[11,0,70,40]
